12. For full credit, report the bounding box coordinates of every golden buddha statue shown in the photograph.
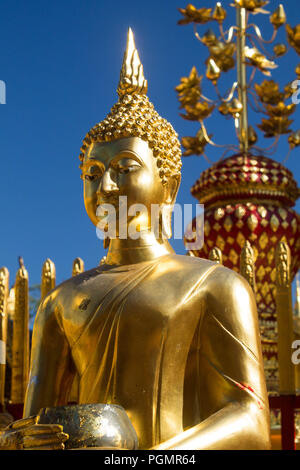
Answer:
[0,29,270,450]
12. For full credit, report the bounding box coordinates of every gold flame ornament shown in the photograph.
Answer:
[117,28,147,97]
[257,116,293,138]
[180,101,215,121]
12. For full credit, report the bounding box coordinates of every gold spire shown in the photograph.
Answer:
[240,240,256,292]
[0,267,9,409]
[41,258,56,302]
[117,28,148,97]
[209,247,223,264]
[72,257,85,277]
[11,265,29,404]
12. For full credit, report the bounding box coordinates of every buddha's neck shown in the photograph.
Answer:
[105,232,174,265]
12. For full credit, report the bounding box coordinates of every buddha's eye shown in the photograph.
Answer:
[84,174,100,182]
[116,158,141,174]
[82,165,103,182]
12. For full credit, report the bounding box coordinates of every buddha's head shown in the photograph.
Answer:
[79,29,182,240]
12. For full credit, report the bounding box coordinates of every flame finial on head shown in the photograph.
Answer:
[79,28,182,184]
[117,28,148,97]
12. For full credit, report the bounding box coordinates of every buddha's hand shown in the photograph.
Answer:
[0,415,69,450]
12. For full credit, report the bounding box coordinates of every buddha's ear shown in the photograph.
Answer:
[165,174,181,205]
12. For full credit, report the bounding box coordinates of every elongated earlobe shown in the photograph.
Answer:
[159,204,172,240]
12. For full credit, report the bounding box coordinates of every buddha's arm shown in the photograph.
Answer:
[153,268,271,450]
[23,295,75,418]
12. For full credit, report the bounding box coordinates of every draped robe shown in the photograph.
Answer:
[24,254,268,449]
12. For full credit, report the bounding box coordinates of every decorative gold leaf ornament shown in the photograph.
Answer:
[245,47,277,76]
[176,1,300,157]
[255,80,283,105]
[175,66,202,107]
[117,28,147,97]
[208,41,236,72]
[286,24,300,56]
[257,116,293,138]
[178,5,212,25]
[233,0,269,14]
[181,101,215,121]
[181,129,211,156]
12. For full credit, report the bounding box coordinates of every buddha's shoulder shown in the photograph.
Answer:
[160,254,252,296]
[160,253,233,278]
[39,255,250,312]
[39,266,103,310]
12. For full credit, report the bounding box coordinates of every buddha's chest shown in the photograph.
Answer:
[62,266,203,448]
[65,270,200,379]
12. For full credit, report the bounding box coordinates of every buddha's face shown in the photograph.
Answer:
[82,137,179,238]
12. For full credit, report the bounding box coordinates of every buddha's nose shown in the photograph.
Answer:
[98,169,118,195]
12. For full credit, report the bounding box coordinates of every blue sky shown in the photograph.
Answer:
[0,0,300,291]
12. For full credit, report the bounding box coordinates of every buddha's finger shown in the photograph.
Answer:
[21,424,64,436]
[24,442,66,451]
[22,432,69,448]
[8,416,38,430]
